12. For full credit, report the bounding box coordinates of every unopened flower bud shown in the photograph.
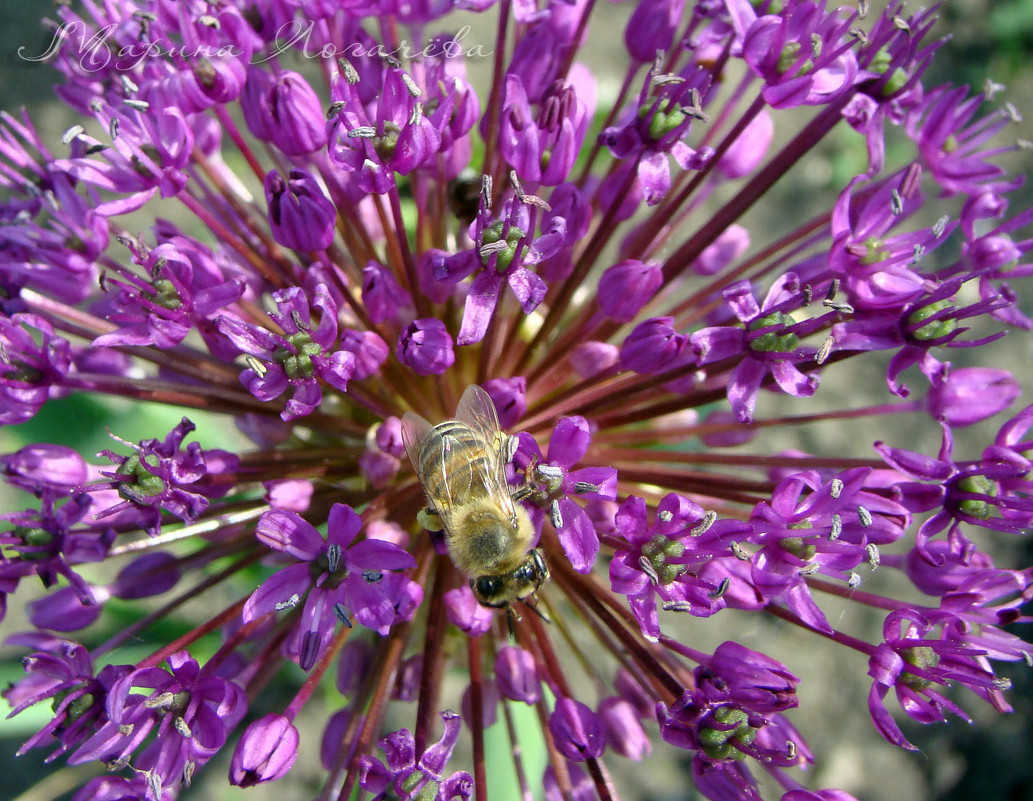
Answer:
[339,329,390,381]
[495,646,541,704]
[598,260,663,322]
[483,377,527,429]
[264,169,336,251]
[549,698,605,760]
[927,367,1020,426]
[570,341,620,379]
[620,317,688,374]
[229,713,299,787]
[396,318,456,376]
[599,697,651,760]
[242,68,327,155]
[444,586,494,637]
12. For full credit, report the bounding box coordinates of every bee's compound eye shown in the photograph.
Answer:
[532,549,548,579]
[473,575,505,606]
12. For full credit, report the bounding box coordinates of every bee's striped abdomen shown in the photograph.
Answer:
[418,421,493,505]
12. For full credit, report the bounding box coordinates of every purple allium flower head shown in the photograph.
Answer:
[443,190,558,346]
[92,237,245,355]
[500,76,592,186]
[2,634,132,762]
[726,0,859,109]
[866,606,1014,751]
[359,711,472,801]
[610,493,743,640]
[328,64,448,194]
[4,1,1033,800]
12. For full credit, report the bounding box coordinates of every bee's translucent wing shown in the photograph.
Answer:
[454,385,518,520]
[455,385,505,450]
[400,410,433,474]
[401,411,458,526]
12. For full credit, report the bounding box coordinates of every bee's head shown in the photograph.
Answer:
[471,548,549,608]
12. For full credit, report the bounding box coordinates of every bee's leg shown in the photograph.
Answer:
[510,452,539,503]
[524,598,552,624]
[511,483,532,502]
[504,434,520,463]
[417,507,444,532]
[505,605,519,638]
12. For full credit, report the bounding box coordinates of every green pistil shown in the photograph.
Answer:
[401,771,438,801]
[481,222,525,273]
[7,360,44,383]
[869,46,892,75]
[274,332,323,380]
[66,692,97,722]
[170,690,191,714]
[637,97,686,141]
[776,42,815,78]
[17,526,54,559]
[699,706,756,761]
[642,534,686,585]
[957,474,997,519]
[131,145,162,177]
[907,299,957,341]
[748,312,798,353]
[881,67,908,98]
[65,235,86,253]
[867,47,909,95]
[858,236,890,266]
[149,689,193,716]
[898,646,939,690]
[310,550,346,587]
[51,685,96,720]
[194,59,216,89]
[779,536,816,561]
[117,453,165,500]
[150,277,183,311]
[373,123,401,161]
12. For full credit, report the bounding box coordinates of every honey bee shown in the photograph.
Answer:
[401,385,548,609]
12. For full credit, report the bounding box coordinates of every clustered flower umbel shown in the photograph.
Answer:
[1,1,1031,800]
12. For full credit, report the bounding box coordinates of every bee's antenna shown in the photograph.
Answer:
[523,598,551,625]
